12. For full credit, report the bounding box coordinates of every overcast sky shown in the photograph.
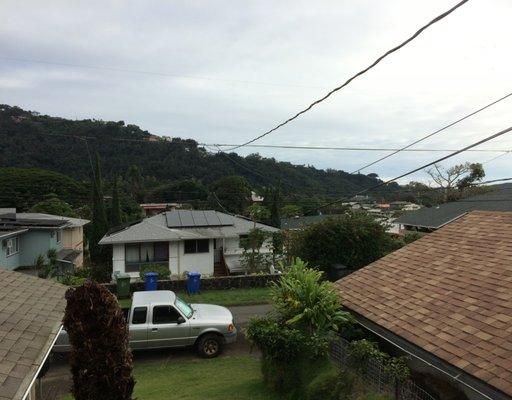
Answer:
[1,0,511,184]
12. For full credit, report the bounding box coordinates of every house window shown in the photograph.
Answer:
[5,237,20,257]
[56,229,62,243]
[184,239,209,254]
[125,242,169,272]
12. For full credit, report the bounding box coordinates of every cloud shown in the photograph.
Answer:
[0,0,511,184]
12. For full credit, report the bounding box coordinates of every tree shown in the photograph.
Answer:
[426,162,485,202]
[30,196,77,217]
[209,175,251,214]
[110,176,122,227]
[262,186,282,227]
[89,153,109,265]
[0,167,87,211]
[63,281,134,400]
[240,228,270,274]
[292,211,402,273]
[281,204,303,218]
[127,165,144,203]
[146,179,208,203]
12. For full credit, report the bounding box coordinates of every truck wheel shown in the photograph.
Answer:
[197,334,223,358]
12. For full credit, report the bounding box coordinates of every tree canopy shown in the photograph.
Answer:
[290,211,402,272]
[0,104,402,203]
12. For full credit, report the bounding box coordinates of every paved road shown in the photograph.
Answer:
[230,304,272,325]
[42,304,272,399]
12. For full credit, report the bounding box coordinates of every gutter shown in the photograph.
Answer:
[21,325,63,400]
[352,313,509,400]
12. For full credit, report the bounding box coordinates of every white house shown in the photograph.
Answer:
[99,210,279,279]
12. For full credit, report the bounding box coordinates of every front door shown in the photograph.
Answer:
[214,238,221,263]
[147,305,191,348]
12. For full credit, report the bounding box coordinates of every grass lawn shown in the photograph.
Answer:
[118,287,270,308]
[62,355,279,400]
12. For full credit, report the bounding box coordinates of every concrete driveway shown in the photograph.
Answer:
[42,304,272,399]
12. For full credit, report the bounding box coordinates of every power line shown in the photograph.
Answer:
[351,91,512,173]
[0,56,323,90]
[225,0,470,151]
[8,130,512,153]
[319,125,512,209]
[213,143,511,153]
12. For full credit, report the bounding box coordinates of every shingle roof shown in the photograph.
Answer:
[0,269,67,400]
[334,211,512,398]
[100,210,278,245]
[395,184,512,229]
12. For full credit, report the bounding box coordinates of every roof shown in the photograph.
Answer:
[334,211,512,399]
[396,184,512,229]
[280,214,342,230]
[0,229,28,240]
[100,210,278,245]
[132,290,175,307]
[165,210,233,228]
[0,269,67,400]
[15,213,90,228]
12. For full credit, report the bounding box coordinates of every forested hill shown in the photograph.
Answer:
[0,104,400,199]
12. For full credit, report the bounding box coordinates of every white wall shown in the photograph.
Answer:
[177,239,214,276]
[112,243,131,277]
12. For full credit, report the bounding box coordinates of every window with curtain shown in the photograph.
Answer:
[125,242,169,263]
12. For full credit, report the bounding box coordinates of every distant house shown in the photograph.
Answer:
[0,209,89,271]
[335,211,512,400]
[396,184,512,233]
[140,203,182,217]
[99,210,278,279]
[0,268,66,400]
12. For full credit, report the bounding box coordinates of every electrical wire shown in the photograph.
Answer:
[319,125,512,209]
[350,91,512,173]
[0,56,323,90]
[226,0,470,151]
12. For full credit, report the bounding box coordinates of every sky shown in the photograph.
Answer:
[1,0,511,184]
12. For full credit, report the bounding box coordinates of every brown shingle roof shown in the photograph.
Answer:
[334,211,512,398]
[0,269,66,400]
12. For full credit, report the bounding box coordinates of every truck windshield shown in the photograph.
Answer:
[175,296,193,318]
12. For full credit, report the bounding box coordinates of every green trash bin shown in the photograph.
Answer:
[116,274,131,299]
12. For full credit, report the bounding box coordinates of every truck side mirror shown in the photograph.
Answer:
[177,316,186,324]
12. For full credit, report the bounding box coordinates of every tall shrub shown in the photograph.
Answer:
[246,258,353,398]
[63,281,135,400]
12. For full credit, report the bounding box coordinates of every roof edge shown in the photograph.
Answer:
[349,310,510,400]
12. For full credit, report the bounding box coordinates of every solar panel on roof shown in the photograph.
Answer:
[192,211,208,226]
[218,213,234,225]
[204,210,220,226]
[165,210,233,228]
[179,211,194,227]
[166,212,182,228]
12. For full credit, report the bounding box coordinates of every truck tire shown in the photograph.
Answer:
[197,333,223,358]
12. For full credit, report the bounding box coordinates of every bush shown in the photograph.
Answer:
[245,258,354,398]
[90,263,112,283]
[271,258,352,332]
[290,211,401,272]
[306,368,340,400]
[138,263,170,280]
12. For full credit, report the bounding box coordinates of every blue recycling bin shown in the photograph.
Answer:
[186,272,201,294]
[144,272,158,291]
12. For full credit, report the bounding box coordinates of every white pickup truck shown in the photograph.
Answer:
[53,290,237,358]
